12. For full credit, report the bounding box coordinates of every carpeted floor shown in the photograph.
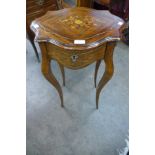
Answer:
[26,40,129,155]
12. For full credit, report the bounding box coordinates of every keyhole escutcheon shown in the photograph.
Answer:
[71,55,78,63]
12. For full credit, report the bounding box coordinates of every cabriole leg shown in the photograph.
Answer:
[58,63,65,86]
[96,42,116,109]
[39,43,64,107]
[94,60,101,88]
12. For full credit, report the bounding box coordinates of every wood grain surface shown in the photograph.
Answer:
[47,43,106,69]
[31,7,124,50]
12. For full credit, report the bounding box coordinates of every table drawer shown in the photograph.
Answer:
[47,44,106,69]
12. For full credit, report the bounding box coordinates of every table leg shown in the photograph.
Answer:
[58,63,65,86]
[27,31,40,62]
[94,60,101,88]
[39,43,64,107]
[96,42,116,109]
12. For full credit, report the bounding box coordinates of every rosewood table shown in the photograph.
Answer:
[31,7,124,109]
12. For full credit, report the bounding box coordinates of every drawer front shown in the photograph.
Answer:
[26,0,57,27]
[26,0,58,20]
[47,44,106,69]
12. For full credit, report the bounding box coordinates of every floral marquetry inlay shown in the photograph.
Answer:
[59,15,99,33]
[31,7,124,50]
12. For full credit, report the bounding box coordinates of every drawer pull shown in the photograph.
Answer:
[35,0,44,5]
[71,55,78,62]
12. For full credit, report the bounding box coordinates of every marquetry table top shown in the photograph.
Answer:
[31,7,124,50]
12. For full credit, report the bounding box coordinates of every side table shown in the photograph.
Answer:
[31,7,124,109]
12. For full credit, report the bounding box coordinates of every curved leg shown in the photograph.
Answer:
[27,31,40,62]
[96,42,116,109]
[94,60,101,88]
[57,0,64,9]
[31,40,40,62]
[40,43,64,107]
[58,63,65,86]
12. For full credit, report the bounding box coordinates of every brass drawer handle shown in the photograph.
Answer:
[35,0,44,5]
[71,55,78,63]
